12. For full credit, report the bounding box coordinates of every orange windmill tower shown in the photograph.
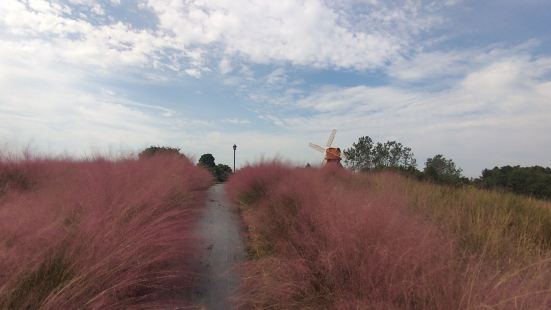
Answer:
[308,129,343,167]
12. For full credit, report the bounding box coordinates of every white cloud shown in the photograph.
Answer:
[0,0,457,80]
[223,118,251,125]
[276,54,551,176]
[297,85,416,112]
[387,41,545,82]
[218,57,232,75]
[184,68,202,78]
[143,0,449,70]
[67,0,106,15]
[0,0,202,76]
[1,0,549,176]
[388,51,470,81]
[0,43,212,155]
[265,68,288,86]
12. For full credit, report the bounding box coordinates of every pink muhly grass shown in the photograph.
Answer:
[0,153,212,308]
[227,163,551,309]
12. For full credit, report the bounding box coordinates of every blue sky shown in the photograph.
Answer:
[1,0,550,176]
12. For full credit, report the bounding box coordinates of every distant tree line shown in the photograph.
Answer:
[139,146,233,182]
[139,143,551,198]
[343,136,460,183]
[476,166,551,200]
[344,136,551,200]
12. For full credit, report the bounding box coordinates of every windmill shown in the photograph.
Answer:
[309,129,343,167]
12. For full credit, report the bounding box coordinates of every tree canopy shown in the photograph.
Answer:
[476,166,551,200]
[342,136,551,199]
[214,164,233,182]
[343,136,416,171]
[198,154,216,170]
[198,154,233,182]
[139,146,183,159]
[424,154,464,184]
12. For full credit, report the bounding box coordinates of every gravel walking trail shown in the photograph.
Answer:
[193,184,246,309]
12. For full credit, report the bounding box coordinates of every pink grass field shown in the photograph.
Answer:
[226,163,551,309]
[0,153,211,308]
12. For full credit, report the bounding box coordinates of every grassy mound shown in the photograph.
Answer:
[0,154,211,308]
[226,163,551,309]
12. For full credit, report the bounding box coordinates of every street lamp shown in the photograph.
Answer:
[233,144,237,172]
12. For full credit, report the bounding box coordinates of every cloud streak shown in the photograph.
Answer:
[0,0,550,177]
[274,51,551,176]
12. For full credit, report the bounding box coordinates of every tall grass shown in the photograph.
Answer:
[395,175,551,264]
[226,163,551,309]
[0,153,212,308]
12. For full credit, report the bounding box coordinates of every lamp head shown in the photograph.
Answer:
[233,144,237,151]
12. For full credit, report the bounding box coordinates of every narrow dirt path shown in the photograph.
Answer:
[193,184,246,309]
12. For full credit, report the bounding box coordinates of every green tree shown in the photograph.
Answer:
[343,136,374,170]
[198,154,216,170]
[424,154,463,184]
[139,146,182,159]
[198,154,233,182]
[343,136,416,171]
[214,164,233,182]
[477,166,551,199]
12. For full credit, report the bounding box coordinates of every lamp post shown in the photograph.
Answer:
[233,144,237,172]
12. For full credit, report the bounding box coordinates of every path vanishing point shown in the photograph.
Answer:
[193,184,246,309]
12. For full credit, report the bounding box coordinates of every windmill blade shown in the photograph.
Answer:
[309,143,325,153]
[326,129,337,147]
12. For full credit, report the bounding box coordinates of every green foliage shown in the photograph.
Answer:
[198,154,233,182]
[214,164,233,182]
[198,153,216,169]
[476,165,551,200]
[138,146,182,159]
[343,136,416,171]
[424,154,464,185]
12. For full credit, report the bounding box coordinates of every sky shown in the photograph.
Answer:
[1,0,550,177]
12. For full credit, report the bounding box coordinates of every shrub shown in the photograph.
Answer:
[214,164,232,182]
[197,153,233,182]
[198,154,216,170]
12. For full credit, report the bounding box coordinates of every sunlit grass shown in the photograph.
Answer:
[227,163,551,309]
